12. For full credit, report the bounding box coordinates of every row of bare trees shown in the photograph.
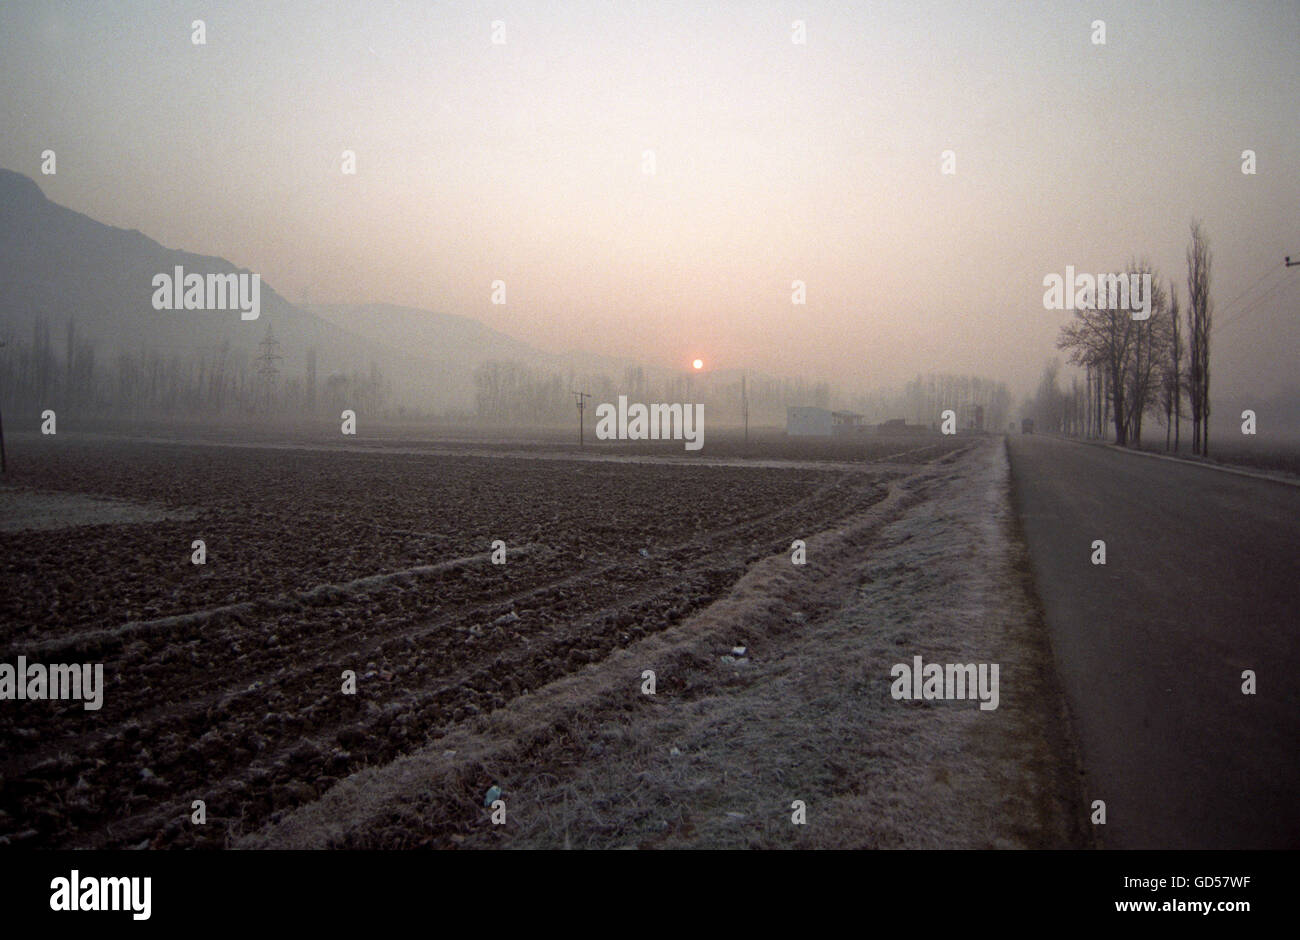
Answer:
[471,360,836,426]
[1052,221,1214,452]
[892,373,1012,431]
[0,317,391,420]
[471,359,1017,432]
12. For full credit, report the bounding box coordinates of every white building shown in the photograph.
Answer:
[787,406,834,436]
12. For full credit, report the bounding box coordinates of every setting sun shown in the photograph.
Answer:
[692,358,703,370]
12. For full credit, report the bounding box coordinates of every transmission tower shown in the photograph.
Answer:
[254,323,283,412]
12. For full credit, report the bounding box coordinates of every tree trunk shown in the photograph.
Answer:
[1111,369,1126,446]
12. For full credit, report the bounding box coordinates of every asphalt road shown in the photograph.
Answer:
[1006,434,1299,849]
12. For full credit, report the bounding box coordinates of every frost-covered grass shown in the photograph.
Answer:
[246,439,1090,849]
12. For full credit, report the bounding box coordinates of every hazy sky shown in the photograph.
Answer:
[2,0,1297,399]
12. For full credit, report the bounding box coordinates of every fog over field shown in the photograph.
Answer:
[2,0,1297,426]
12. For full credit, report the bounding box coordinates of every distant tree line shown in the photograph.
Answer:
[0,317,391,420]
[471,360,836,427]
[890,373,1012,430]
[471,360,1011,431]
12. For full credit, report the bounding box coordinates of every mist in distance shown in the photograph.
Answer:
[1,0,1297,424]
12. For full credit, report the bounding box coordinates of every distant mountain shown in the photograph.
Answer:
[0,169,667,413]
[309,303,557,404]
[0,168,463,410]
[310,304,544,364]
[0,168,782,416]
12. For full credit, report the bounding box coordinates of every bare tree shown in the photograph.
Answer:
[64,318,75,408]
[1186,220,1213,455]
[305,346,317,415]
[1123,263,1169,447]
[1162,282,1182,452]
[1057,271,1128,445]
[1057,260,1171,447]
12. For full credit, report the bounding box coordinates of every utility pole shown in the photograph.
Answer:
[571,390,591,447]
[741,370,749,452]
[0,339,6,474]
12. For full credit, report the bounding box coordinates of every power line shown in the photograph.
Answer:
[1209,254,1298,334]
[1215,255,1285,314]
[1208,269,1281,331]
[1215,270,1297,333]
[1233,288,1298,348]
[1227,274,1300,351]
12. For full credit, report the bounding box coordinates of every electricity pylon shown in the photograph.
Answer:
[571,390,591,447]
[254,324,283,413]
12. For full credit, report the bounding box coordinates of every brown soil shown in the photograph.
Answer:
[0,433,974,848]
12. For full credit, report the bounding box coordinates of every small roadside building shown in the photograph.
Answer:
[787,407,868,436]
[832,411,867,434]
[787,406,833,437]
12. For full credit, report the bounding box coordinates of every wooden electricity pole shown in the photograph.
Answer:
[741,370,749,451]
[571,390,591,447]
[0,339,7,474]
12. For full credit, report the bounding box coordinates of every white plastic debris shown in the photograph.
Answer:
[731,646,747,656]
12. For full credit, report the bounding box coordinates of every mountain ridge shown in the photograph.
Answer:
[0,169,565,410]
